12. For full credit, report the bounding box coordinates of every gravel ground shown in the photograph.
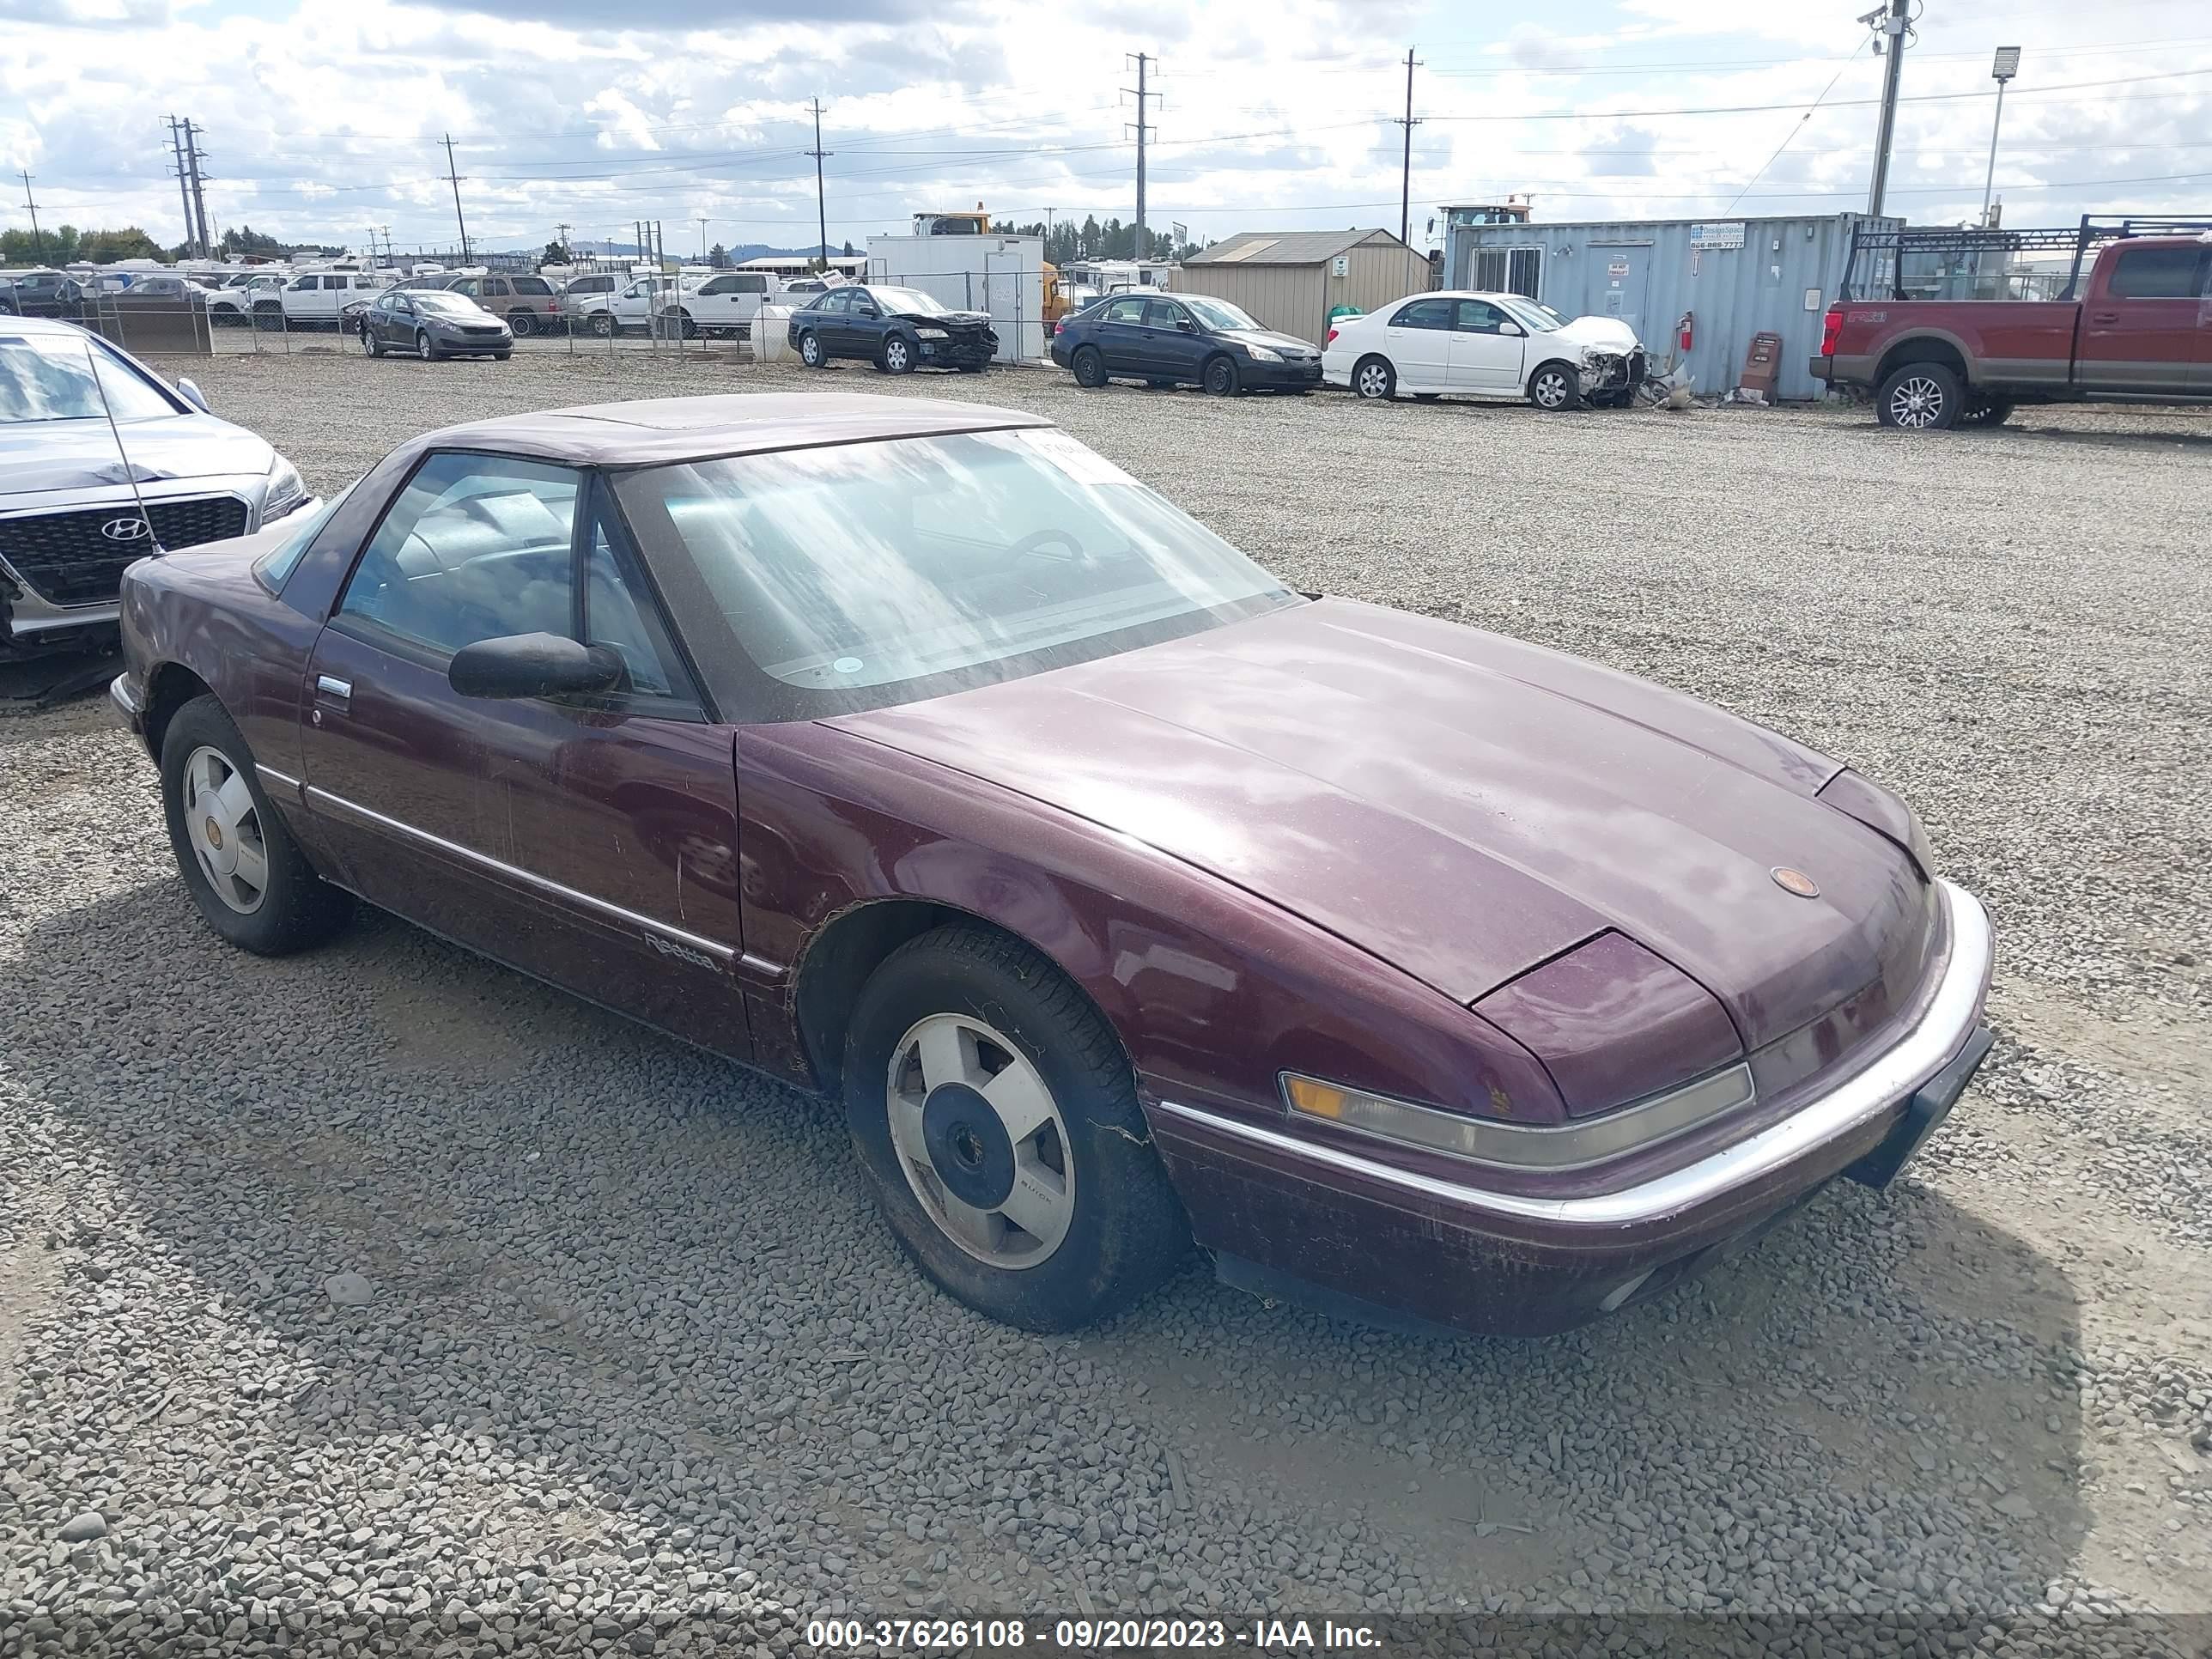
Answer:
[3,350,2209,1656]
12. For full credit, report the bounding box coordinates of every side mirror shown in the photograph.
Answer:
[449,633,625,700]
[1499,321,1525,337]
[1176,319,1197,332]
[174,377,210,412]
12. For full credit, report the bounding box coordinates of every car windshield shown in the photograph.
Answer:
[415,294,480,317]
[868,287,947,315]
[1179,295,1261,332]
[617,428,1300,718]
[0,332,180,423]
[1498,297,1566,332]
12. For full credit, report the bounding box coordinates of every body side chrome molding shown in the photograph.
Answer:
[303,784,738,963]
[1152,878,1992,1231]
[254,763,302,793]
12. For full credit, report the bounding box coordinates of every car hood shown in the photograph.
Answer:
[1218,328,1317,354]
[0,415,271,498]
[832,597,1924,1051]
[896,308,993,327]
[1553,314,1642,353]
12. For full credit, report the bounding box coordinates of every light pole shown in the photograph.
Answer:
[1981,46,2021,226]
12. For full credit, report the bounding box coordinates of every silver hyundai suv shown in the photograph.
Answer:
[0,315,316,657]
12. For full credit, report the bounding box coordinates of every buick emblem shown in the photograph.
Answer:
[1771,866,1820,899]
[100,516,151,543]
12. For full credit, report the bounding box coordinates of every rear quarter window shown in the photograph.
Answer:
[511,277,552,295]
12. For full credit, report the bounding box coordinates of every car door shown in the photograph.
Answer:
[1382,296,1455,390]
[2076,243,2210,395]
[845,289,886,359]
[1447,298,1528,393]
[1092,295,1151,374]
[1145,298,1205,380]
[295,453,751,1055]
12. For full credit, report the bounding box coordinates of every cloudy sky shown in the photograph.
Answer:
[3,0,2209,258]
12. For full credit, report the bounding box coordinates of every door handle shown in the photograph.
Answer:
[2090,312,2119,325]
[316,675,352,702]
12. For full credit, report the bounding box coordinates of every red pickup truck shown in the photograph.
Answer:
[1812,234,2212,429]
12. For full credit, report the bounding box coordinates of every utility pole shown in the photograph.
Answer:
[805,99,832,271]
[1123,53,1159,262]
[441,132,471,264]
[183,118,212,258]
[1395,47,1422,247]
[20,172,44,264]
[1981,46,2021,225]
[167,118,197,256]
[555,221,573,262]
[381,226,394,269]
[1861,0,1911,221]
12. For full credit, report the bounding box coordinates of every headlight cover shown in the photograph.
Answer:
[1245,344,1284,362]
[263,453,307,520]
[1284,1062,1753,1170]
[915,326,951,339]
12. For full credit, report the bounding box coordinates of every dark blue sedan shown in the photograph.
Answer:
[1049,291,1323,395]
[787,284,997,374]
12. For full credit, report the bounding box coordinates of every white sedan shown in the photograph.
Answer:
[1322,291,1645,410]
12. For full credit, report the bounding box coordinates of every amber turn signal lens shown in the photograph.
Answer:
[1284,1077,1348,1120]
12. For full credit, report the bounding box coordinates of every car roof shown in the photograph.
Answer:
[0,313,94,338]
[416,393,1054,469]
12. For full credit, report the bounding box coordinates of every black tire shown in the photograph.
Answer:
[252,304,283,332]
[1202,355,1241,397]
[799,331,827,368]
[589,312,618,338]
[1876,362,1963,431]
[360,325,381,358]
[492,351,511,361]
[507,310,537,337]
[880,333,916,374]
[1351,356,1395,400]
[842,925,1188,1332]
[1961,398,2014,428]
[659,307,698,340]
[1071,345,1106,388]
[1528,361,1581,411]
[416,331,436,362]
[160,696,350,957]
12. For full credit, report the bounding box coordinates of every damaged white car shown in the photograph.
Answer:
[1322,291,1646,410]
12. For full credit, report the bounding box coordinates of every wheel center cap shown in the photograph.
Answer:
[921,1081,1017,1211]
[204,817,223,850]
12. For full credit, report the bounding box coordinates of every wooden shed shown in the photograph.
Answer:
[1168,229,1433,344]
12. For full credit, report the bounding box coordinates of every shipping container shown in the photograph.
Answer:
[1443,212,1902,401]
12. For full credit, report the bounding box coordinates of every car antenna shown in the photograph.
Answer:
[82,328,165,555]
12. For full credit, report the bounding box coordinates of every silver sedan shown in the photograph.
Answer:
[0,315,315,657]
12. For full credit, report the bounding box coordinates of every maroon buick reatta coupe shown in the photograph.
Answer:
[112,393,1993,1337]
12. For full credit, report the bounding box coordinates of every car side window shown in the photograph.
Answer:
[1454,300,1508,334]
[289,276,316,291]
[818,289,852,313]
[335,453,582,659]
[1102,296,1147,325]
[321,276,346,291]
[1393,298,1455,330]
[1145,300,1190,330]
[484,278,510,297]
[735,275,766,295]
[2107,246,2203,300]
[583,509,692,703]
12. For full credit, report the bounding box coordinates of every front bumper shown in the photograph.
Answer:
[1243,355,1326,388]
[1148,877,1994,1336]
[109,670,144,738]
[917,333,996,369]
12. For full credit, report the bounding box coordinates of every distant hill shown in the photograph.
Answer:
[545,240,845,262]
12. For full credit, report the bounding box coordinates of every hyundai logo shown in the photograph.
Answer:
[100,516,152,543]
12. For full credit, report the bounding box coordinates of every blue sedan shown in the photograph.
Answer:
[1049,292,1323,396]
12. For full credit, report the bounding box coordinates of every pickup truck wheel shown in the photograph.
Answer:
[1962,398,2014,428]
[1070,345,1106,387]
[507,310,536,337]
[1528,362,1581,410]
[1878,362,1962,430]
[161,696,351,957]
[843,924,1188,1332]
[252,304,283,331]
[589,312,618,338]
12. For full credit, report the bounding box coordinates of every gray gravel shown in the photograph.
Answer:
[3,350,2209,1655]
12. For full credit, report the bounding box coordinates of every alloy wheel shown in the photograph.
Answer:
[884,1012,1075,1270]
[416,331,434,361]
[884,338,909,373]
[182,745,269,915]
[1887,375,1947,428]
[1532,368,1573,409]
[800,333,822,366]
[1355,362,1391,399]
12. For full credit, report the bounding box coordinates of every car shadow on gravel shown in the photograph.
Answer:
[8,878,2091,1623]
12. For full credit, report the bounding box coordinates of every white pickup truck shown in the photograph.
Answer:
[578,271,779,338]
[254,270,390,331]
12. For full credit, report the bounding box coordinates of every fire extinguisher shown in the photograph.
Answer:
[1676,310,1695,356]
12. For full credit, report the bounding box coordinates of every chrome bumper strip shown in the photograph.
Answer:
[1151,878,1992,1230]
